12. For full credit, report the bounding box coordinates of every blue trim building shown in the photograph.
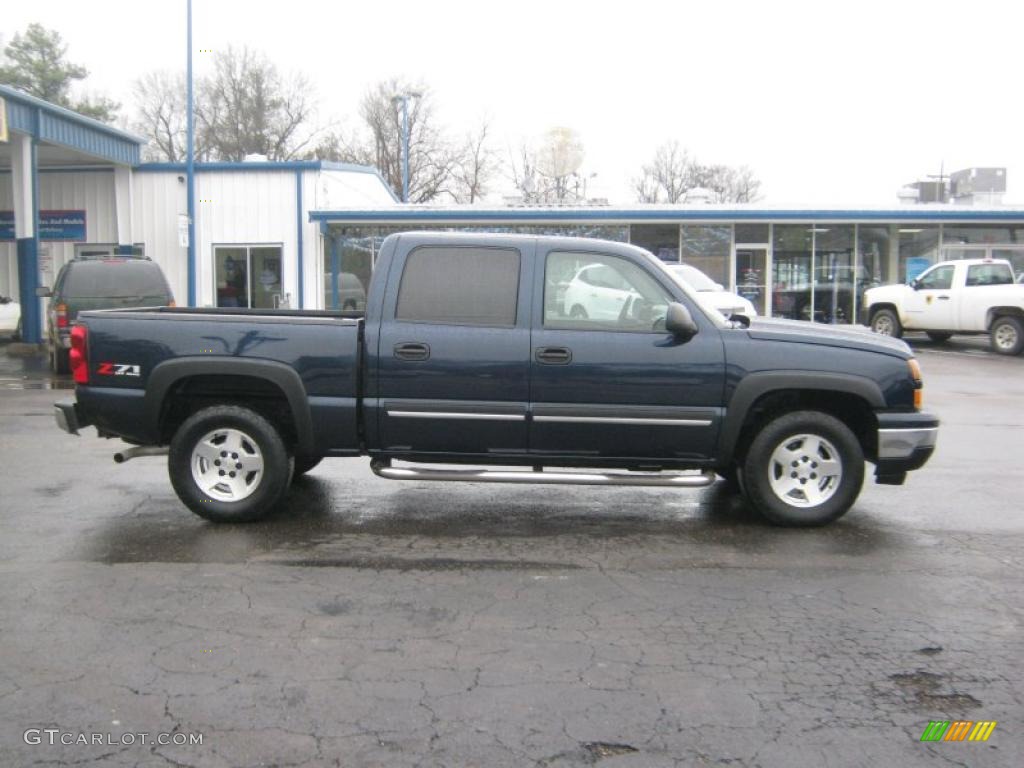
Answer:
[309,204,1024,322]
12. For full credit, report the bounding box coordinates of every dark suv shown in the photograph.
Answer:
[38,255,174,373]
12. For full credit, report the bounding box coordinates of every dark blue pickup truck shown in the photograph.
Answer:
[55,232,938,526]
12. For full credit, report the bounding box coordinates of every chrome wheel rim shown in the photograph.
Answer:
[768,433,843,508]
[873,314,894,336]
[994,323,1018,350]
[191,427,264,502]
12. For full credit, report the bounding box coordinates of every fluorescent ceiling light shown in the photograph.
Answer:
[899,228,923,233]
[807,227,830,233]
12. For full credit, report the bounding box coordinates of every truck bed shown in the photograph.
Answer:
[74,306,364,455]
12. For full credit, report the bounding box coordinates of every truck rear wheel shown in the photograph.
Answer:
[742,411,864,526]
[168,405,293,523]
[870,308,902,338]
[990,316,1024,355]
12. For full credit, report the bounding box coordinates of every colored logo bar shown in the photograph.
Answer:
[920,721,997,742]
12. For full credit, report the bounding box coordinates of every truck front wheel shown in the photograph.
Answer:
[870,308,902,338]
[990,316,1024,355]
[742,411,864,526]
[168,405,293,523]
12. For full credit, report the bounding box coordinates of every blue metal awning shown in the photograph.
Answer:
[1,84,145,165]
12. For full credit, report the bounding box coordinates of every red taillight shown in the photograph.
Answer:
[70,325,89,385]
[56,303,68,328]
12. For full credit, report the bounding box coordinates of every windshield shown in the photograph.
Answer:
[667,264,719,291]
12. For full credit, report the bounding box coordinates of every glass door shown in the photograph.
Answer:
[215,245,284,308]
[735,247,768,315]
[249,247,284,308]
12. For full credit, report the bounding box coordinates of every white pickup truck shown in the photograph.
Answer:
[864,258,1024,355]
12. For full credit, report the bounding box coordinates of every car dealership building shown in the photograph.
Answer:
[5,84,1024,339]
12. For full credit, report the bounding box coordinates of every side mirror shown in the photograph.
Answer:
[910,278,921,290]
[36,286,52,298]
[665,302,699,340]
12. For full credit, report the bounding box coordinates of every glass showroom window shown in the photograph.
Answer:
[772,225,811,320]
[630,224,681,262]
[898,226,939,282]
[857,226,891,323]
[681,225,731,287]
[215,245,284,308]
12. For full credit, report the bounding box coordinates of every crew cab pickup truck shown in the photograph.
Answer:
[865,258,1024,355]
[54,232,938,527]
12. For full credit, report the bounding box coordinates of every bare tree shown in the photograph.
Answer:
[449,120,500,203]
[507,142,544,203]
[302,127,374,165]
[349,79,456,203]
[633,140,693,203]
[132,71,191,162]
[196,46,316,161]
[634,141,762,203]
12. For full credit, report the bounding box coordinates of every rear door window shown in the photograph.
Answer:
[395,246,520,326]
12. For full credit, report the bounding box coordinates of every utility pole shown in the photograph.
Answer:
[927,160,948,203]
[185,0,196,305]
[391,91,421,203]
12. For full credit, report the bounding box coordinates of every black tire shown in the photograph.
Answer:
[925,331,952,343]
[870,308,902,338]
[342,300,357,311]
[293,454,324,478]
[990,316,1024,356]
[569,304,588,319]
[168,405,293,523]
[51,345,70,375]
[742,411,864,526]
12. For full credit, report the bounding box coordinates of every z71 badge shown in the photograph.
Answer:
[96,362,141,377]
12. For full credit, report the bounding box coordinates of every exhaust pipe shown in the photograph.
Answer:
[114,446,169,463]
[370,459,715,488]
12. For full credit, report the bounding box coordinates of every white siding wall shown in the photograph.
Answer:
[133,172,187,303]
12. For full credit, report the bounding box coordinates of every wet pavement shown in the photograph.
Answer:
[0,339,1021,767]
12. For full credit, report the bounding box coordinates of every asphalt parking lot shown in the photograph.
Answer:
[0,335,1021,767]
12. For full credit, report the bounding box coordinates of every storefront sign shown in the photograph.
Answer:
[905,256,932,283]
[0,210,87,241]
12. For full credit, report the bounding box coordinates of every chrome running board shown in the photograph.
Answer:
[370,459,715,488]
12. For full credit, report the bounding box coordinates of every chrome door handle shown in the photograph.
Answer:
[394,342,430,361]
[535,346,572,365]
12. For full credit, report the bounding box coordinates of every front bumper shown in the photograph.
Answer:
[874,411,939,483]
[54,399,91,436]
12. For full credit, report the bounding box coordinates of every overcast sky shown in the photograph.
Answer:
[4,0,1022,205]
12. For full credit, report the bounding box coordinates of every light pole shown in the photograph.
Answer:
[391,91,421,203]
[185,0,196,306]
